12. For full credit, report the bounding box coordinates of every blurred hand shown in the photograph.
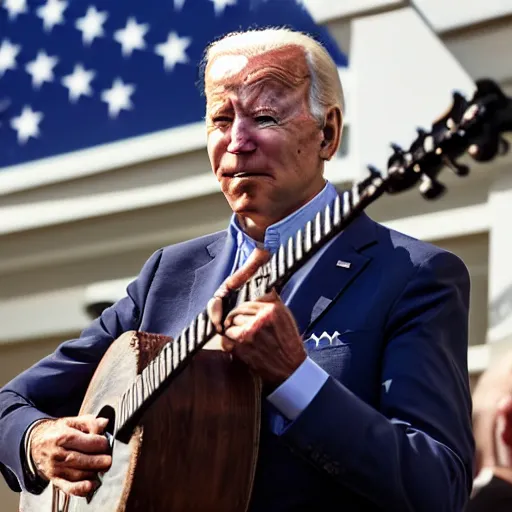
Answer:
[208,248,306,386]
[30,415,111,497]
[472,353,512,475]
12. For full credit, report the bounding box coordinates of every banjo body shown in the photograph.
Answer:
[19,331,261,512]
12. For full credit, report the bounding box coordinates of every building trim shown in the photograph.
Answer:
[383,203,490,242]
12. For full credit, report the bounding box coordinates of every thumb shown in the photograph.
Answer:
[65,415,108,434]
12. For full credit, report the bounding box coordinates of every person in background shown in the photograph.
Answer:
[468,351,512,511]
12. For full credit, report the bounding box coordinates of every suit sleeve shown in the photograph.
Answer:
[0,249,163,493]
[278,251,474,512]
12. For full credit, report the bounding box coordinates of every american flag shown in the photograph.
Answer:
[0,0,347,170]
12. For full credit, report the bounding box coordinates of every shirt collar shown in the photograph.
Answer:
[228,181,339,255]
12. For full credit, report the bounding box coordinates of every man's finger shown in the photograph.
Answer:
[53,467,98,482]
[65,415,108,435]
[58,429,110,454]
[215,248,271,298]
[227,313,256,328]
[224,303,261,327]
[225,325,251,343]
[207,296,224,333]
[55,450,112,472]
[53,477,98,498]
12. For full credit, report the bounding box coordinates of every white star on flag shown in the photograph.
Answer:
[25,51,59,89]
[10,106,44,144]
[173,0,186,10]
[101,78,135,118]
[75,6,108,46]
[2,0,28,20]
[210,0,237,16]
[114,17,149,57]
[36,0,67,32]
[0,39,21,77]
[62,64,95,102]
[155,32,191,72]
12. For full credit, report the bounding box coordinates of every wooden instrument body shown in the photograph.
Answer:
[19,331,261,512]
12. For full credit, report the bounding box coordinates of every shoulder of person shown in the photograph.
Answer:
[372,217,465,268]
[157,230,228,266]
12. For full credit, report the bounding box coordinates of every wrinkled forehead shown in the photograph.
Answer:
[205,45,310,103]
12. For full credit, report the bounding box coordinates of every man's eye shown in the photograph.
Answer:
[255,115,277,125]
[213,116,232,125]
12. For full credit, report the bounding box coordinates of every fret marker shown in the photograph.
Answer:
[336,260,351,269]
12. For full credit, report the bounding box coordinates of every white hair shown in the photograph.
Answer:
[203,28,344,136]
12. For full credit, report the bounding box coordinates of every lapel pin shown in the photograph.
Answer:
[336,260,351,269]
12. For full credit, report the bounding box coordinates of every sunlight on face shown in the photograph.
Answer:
[208,54,249,81]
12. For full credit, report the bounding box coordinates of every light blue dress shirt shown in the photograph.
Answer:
[228,181,340,421]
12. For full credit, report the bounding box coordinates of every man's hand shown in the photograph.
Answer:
[222,289,307,385]
[29,415,112,497]
[208,247,306,386]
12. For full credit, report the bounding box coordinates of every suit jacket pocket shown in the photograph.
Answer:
[304,328,376,351]
[306,329,382,402]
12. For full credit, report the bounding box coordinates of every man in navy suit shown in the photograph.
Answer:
[0,28,474,510]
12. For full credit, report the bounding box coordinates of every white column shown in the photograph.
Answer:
[350,7,475,177]
[488,168,512,348]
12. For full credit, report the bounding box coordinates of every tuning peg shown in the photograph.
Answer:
[418,175,446,200]
[367,165,382,177]
[442,155,469,176]
[451,91,469,121]
[390,143,404,155]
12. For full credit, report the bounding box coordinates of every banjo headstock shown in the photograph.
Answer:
[365,79,512,200]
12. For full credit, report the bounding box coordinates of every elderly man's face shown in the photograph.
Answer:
[205,46,327,229]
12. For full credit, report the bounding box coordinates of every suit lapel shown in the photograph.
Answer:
[186,232,235,325]
[287,212,378,337]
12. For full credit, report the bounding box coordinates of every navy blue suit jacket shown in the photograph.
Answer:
[0,212,474,511]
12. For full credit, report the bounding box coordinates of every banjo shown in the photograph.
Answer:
[19,78,512,512]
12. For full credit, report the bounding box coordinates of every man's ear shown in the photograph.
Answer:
[319,106,343,161]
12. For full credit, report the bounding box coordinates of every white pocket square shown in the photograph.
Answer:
[304,330,343,349]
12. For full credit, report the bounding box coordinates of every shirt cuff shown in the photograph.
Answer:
[267,356,329,420]
[23,419,50,478]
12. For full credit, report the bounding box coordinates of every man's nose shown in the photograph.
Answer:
[227,118,256,154]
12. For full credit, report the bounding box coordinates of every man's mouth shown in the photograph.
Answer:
[223,171,269,178]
